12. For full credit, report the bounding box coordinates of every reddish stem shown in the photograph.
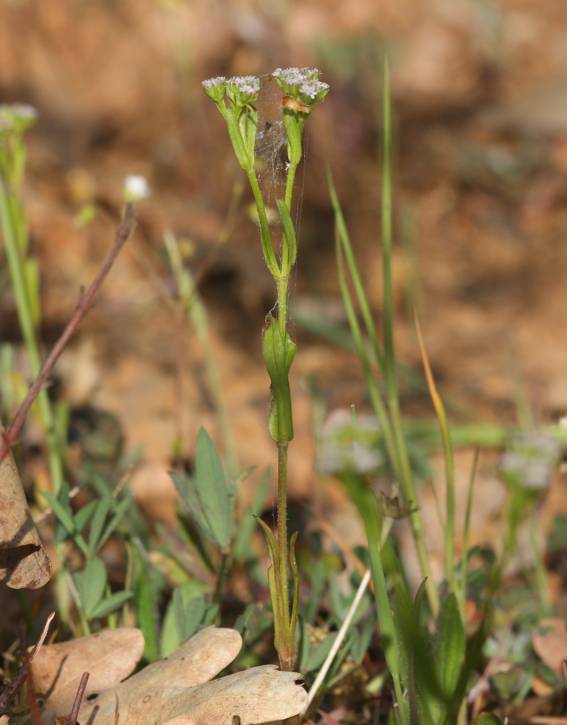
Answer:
[67,671,89,724]
[1,204,137,463]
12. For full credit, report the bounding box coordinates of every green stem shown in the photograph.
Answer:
[213,551,230,606]
[529,512,552,616]
[284,162,298,212]
[0,178,64,492]
[390,397,440,617]
[379,59,439,617]
[276,440,293,669]
[247,170,280,277]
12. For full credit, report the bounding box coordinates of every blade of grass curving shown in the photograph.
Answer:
[414,312,458,610]
[328,168,384,371]
[461,448,479,606]
[376,57,439,617]
[380,57,395,392]
[336,234,400,480]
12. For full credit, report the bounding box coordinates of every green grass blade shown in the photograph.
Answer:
[415,313,458,607]
[328,168,384,371]
[88,496,112,555]
[461,448,479,605]
[380,57,395,393]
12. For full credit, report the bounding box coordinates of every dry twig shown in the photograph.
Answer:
[1,204,137,463]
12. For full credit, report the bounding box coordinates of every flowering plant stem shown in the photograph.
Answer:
[202,70,329,671]
[0,125,64,493]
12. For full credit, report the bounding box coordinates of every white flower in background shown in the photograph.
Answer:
[500,432,561,491]
[317,408,383,475]
[0,103,38,133]
[124,174,150,202]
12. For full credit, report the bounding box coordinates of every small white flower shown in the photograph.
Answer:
[202,76,226,89]
[124,174,150,202]
[0,103,39,133]
[299,79,330,100]
[272,67,319,86]
[229,75,260,95]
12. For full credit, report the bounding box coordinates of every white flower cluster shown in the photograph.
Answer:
[500,432,561,491]
[271,67,319,85]
[298,79,330,100]
[201,76,226,90]
[0,103,39,133]
[229,75,261,95]
[317,409,383,475]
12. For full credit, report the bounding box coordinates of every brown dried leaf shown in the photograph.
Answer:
[75,627,307,725]
[161,666,308,724]
[0,426,51,589]
[32,627,144,719]
[77,627,242,724]
[533,618,567,674]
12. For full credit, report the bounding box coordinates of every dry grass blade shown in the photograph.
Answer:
[0,204,137,465]
[0,611,54,717]
[414,311,459,607]
[66,672,89,725]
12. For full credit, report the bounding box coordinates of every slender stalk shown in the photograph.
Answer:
[461,448,479,612]
[307,569,372,708]
[284,162,298,211]
[0,180,64,491]
[379,60,439,616]
[247,169,279,276]
[1,205,137,464]
[529,511,552,615]
[276,441,292,668]
[203,71,330,674]
[213,552,230,606]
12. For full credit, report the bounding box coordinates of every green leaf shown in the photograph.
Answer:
[23,256,40,326]
[42,489,75,536]
[474,715,502,725]
[436,593,465,701]
[74,557,107,618]
[88,496,112,555]
[276,199,297,273]
[233,471,269,561]
[174,591,205,643]
[160,581,204,657]
[90,591,133,619]
[97,495,133,551]
[303,633,336,674]
[350,618,375,664]
[132,546,160,662]
[73,500,98,533]
[262,316,296,443]
[194,428,233,548]
[172,428,233,550]
[233,602,258,636]
[202,602,220,627]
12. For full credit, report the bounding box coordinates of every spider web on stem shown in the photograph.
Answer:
[254,79,307,324]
